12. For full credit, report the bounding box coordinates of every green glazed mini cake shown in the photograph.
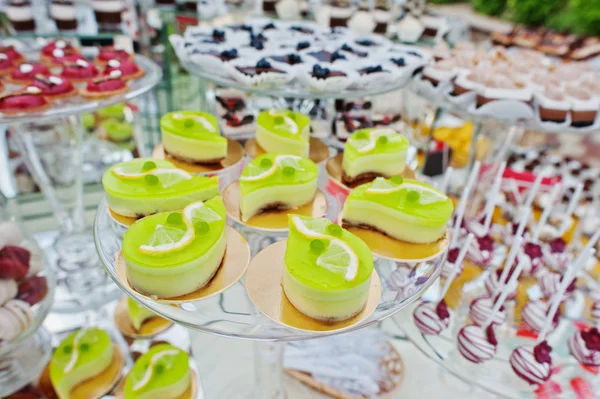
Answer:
[160,111,227,164]
[103,158,219,218]
[342,128,410,187]
[256,109,311,157]
[283,215,374,322]
[50,328,114,399]
[239,153,318,222]
[124,344,190,399]
[128,297,156,331]
[341,177,453,244]
[122,196,227,298]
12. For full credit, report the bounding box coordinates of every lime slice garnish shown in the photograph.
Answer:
[133,349,180,391]
[152,169,193,188]
[138,224,194,254]
[316,240,359,281]
[291,216,332,238]
[239,155,305,182]
[349,129,399,154]
[401,183,448,205]
[184,201,223,224]
[365,177,403,194]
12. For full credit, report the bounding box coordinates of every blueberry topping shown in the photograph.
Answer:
[341,44,354,52]
[250,40,264,50]
[238,24,253,32]
[407,50,422,57]
[220,49,238,60]
[256,58,272,69]
[391,57,406,67]
[296,41,310,50]
[263,22,276,30]
[356,39,376,47]
[331,51,346,62]
[212,29,225,39]
[312,64,331,79]
[290,26,312,34]
[251,32,267,42]
[286,54,302,64]
[364,65,383,74]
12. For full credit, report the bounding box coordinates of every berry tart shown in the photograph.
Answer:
[60,59,99,82]
[299,63,356,92]
[0,53,14,76]
[0,86,51,114]
[95,45,132,65]
[80,71,128,98]
[31,74,77,99]
[7,62,51,85]
[0,45,24,64]
[103,58,145,80]
[228,57,293,88]
[40,39,77,62]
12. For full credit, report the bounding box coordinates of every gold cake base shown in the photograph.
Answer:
[244,137,330,165]
[245,240,382,333]
[115,226,251,304]
[343,226,450,262]
[222,181,328,233]
[152,138,244,174]
[113,369,198,399]
[39,344,124,399]
[326,153,417,192]
[113,297,173,339]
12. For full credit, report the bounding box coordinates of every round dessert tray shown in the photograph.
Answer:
[0,55,162,124]
[94,197,447,341]
[408,78,600,136]
[180,59,415,100]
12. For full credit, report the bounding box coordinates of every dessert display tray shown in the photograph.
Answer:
[0,55,162,125]
[94,197,447,341]
[409,77,600,135]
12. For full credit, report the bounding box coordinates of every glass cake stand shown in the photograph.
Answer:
[3,55,162,313]
[94,197,448,398]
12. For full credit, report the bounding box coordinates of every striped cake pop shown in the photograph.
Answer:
[568,328,600,366]
[510,341,553,385]
[469,296,506,327]
[522,300,558,333]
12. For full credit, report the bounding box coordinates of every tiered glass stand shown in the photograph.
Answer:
[93,60,452,397]
[2,55,162,313]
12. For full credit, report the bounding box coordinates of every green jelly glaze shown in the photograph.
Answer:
[122,196,226,268]
[240,153,318,195]
[97,103,126,121]
[344,128,409,161]
[349,178,454,227]
[284,215,373,290]
[103,119,133,142]
[257,109,310,140]
[124,344,190,399]
[102,158,218,198]
[160,111,224,142]
[50,328,112,382]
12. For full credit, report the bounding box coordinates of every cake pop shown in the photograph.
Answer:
[538,270,576,300]
[591,300,600,324]
[440,247,461,279]
[522,300,558,333]
[568,328,600,366]
[457,324,498,364]
[469,296,506,326]
[485,267,518,300]
[510,341,553,385]
[542,237,571,273]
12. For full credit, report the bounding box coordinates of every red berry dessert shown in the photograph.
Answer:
[46,48,85,67]
[0,53,14,75]
[31,74,76,98]
[60,59,99,82]
[0,45,24,64]
[40,39,76,61]
[95,45,132,65]
[0,87,51,114]
[102,58,145,80]
[79,71,128,98]
[7,62,51,85]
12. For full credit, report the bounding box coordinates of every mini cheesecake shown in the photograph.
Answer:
[8,62,50,85]
[127,297,156,331]
[283,215,373,321]
[256,109,311,157]
[103,158,219,218]
[31,74,77,98]
[50,328,114,399]
[160,111,226,164]
[103,58,145,80]
[124,344,190,399]
[60,59,99,82]
[239,154,318,222]
[341,128,409,187]
[80,72,128,98]
[341,177,453,244]
[122,197,227,298]
[0,87,51,114]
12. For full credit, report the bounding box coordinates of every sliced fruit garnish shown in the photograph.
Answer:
[316,240,359,281]
[151,169,192,188]
[133,349,180,391]
[112,166,192,187]
[172,113,217,132]
[349,129,397,154]
[138,224,194,254]
[273,115,298,134]
[290,216,332,239]
[239,155,305,182]
[183,201,222,224]
[63,329,86,373]
[366,176,404,194]
[401,183,447,205]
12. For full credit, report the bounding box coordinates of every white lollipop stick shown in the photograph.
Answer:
[483,236,525,328]
[581,229,600,259]
[508,179,523,205]
[532,184,561,241]
[483,162,506,232]
[439,166,453,194]
[491,127,518,172]
[536,247,596,343]
[522,173,545,210]
[497,231,525,287]
[451,162,481,247]
[439,234,474,300]
[559,182,583,234]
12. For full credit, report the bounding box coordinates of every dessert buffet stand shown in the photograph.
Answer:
[1,55,162,313]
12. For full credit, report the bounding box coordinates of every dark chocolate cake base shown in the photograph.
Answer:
[55,18,77,30]
[539,107,568,123]
[163,148,225,166]
[571,110,597,127]
[341,171,384,188]
[94,11,123,24]
[11,19,35,32]
[375,22,387,34]
[330,17,349,28]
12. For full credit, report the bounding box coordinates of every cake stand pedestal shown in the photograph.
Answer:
[2,54,162,313]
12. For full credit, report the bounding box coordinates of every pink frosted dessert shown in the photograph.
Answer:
[522,300,559,333]
[413,300,450,335]
[457,324,497,364]
[510,341,553,385]
[568,328,600,366]
[469,296,506,327]
[485,268,518,301]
